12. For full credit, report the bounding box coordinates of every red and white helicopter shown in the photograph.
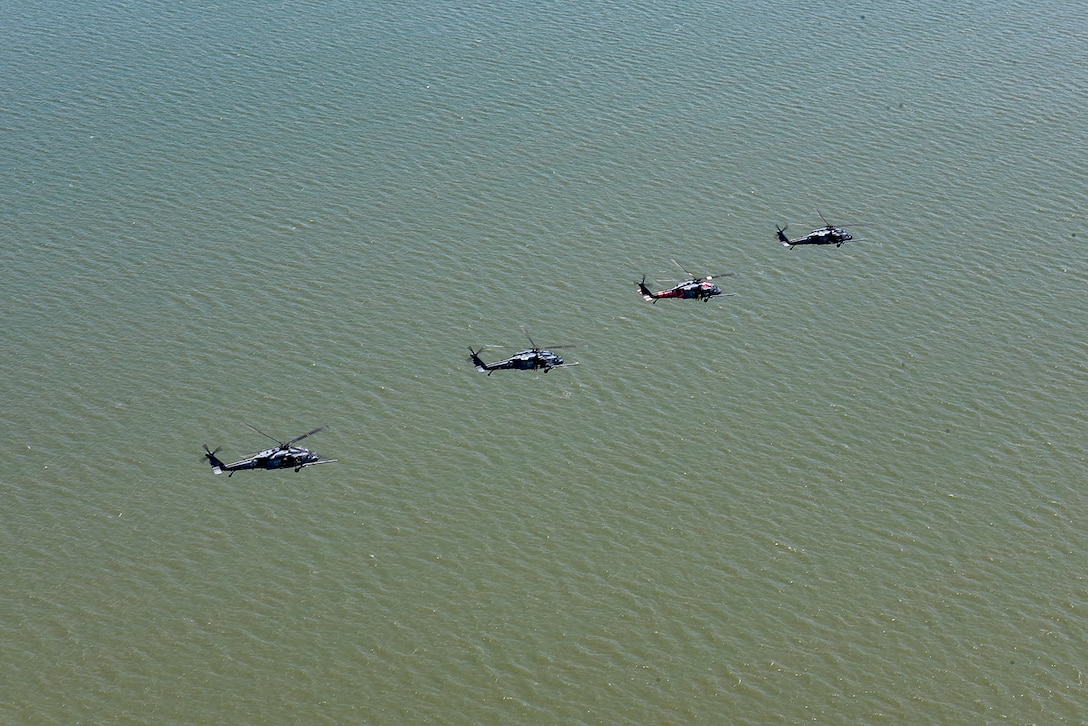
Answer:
[637,259,736,303]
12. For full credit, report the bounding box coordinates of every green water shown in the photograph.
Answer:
[3,0,1087,722]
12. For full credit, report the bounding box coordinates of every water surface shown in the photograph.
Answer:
[2,0,1086,722]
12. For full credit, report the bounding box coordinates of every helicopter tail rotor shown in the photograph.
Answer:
[776,225,792,247]
[468,347,491,374]
[637,275,656,302]
[203,445,226,474]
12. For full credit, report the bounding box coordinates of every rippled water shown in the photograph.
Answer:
[3,0,1087,722]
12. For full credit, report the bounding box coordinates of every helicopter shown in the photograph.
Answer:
[637,259,736,303]
[469,326,578,374]
[203,424,336,476]
[776,210,855,248]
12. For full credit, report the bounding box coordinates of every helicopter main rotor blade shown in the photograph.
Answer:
[244,423,282,444]
[286,426,327,446]
[519,325,538,351]
[813,209,864,228]
[670,259,697,279]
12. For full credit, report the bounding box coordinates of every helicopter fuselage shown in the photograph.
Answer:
[643,280,721,302]
[468,327,577,375]
[229,445,322,471]
[470,348,566,374]
[204,427,336,475]
[638,275,730,303]
[778,226,853,248]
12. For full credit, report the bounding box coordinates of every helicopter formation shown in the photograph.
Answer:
[204,210,859,473]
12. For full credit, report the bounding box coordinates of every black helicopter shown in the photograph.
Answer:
[776,210,855,249]
[203,425,336,476]
[637,259,736,302]
[469,326,578,374]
